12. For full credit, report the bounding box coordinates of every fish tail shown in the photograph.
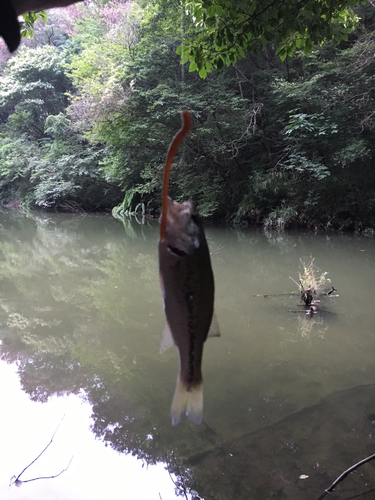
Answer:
[170,377,203,426]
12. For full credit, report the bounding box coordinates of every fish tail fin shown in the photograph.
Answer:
[170,378,203,426]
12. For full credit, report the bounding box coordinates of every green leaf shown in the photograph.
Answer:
[199,66,207,78]
[189,61,198,72]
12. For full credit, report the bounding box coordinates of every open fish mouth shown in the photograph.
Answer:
[167,245,188,256]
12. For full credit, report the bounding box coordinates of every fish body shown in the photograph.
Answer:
[158,198,215,425]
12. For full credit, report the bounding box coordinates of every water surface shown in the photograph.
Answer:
[1,211,375,499]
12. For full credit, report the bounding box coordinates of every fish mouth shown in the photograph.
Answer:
[168,245,188,257]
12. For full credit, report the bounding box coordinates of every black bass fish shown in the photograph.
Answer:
[158,110,218,426]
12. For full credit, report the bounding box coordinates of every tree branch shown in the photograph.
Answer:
[319,453,375,499]
[21,456,74,484]
[11,415,72,488]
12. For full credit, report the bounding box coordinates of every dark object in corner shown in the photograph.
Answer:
[0,0,21,52]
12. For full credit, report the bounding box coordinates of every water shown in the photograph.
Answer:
[1,210,375,499]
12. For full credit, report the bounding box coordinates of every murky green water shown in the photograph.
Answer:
[1,210,375,499]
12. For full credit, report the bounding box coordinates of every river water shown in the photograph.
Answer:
[1,210,375,500]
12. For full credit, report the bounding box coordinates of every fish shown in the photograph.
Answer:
[158,110,218,426]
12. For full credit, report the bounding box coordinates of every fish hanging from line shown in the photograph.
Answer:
[158,110,219,426]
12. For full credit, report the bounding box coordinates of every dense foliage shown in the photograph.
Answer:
[179,0,363,74]
[0,0,375,229]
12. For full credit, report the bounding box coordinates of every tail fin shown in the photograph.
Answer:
[170,378,203,426]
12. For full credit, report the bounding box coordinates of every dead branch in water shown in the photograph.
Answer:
[291,258,332,307]
[14,456,74,486]
[318,453,375,499]
[10,415,73,488]
[255,259,336,306]
[254,292,299,298]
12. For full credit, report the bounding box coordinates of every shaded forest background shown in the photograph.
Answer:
[1,0,375,230]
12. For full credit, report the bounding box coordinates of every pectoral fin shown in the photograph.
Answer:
[159,321,175,354]
[208,312,220,338]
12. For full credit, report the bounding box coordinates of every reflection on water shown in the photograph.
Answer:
[0,362,177,500]
[1,211,375,498]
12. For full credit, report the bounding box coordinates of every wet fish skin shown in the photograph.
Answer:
[158,198,214,425]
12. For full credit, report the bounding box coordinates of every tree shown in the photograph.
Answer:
[0,37,122,210]
[67,0,251,218]
[0,45,71,135]
[0,0,366,72]
[178,0,364,74]
[1,0,375,227]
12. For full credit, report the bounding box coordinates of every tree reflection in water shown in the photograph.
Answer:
[1,211,375,499]
[0,211,210,498]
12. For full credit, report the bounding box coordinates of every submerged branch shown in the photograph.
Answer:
[14,415,65,483]
[20,456,74,484]
[254,292,299,297]
[11,415,72,488]
[319,453,375,499]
